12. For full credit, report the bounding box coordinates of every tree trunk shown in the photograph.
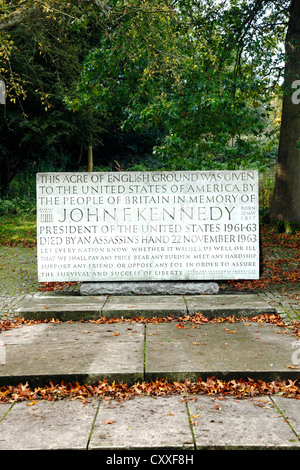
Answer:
[270,0,300,226]
[87,144,93,172]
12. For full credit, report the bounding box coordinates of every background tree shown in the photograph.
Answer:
[270,0,300,226]
[71,0,287,172]
[0,0,104,195]
[1,0,298,228]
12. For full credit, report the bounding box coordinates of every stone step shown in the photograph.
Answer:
[0,320,299,388]
[15,292,276,321]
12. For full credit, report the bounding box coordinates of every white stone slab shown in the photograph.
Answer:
[36,171,259,282]
[189,396,300,449]
[0,400,98,450]
[89,396,194,450]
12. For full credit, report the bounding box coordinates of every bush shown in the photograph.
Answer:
[259,168,276,223]
[0,197,36,216]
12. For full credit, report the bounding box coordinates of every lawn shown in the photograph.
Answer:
[0,214,37,247]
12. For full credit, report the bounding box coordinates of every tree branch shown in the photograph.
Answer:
[0,0,111,31]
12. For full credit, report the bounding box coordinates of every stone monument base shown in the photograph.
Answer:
[80,281,219,296]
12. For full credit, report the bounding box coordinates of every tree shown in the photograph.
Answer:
[72,0,287,171]
[0,0,104,194]
[270,0,300,226]
[1,0,299,225]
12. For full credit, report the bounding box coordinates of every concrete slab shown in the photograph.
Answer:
[0,403,12,421]
[272,396,300,439]
[15,292,107,321]
[1,396,299,451]
[145,322,300,382]
[188,395,300,449]
[0,318,299,388]
[89,396,194,450]
[0,400,98,450]
[0,323,145,386]
[102,295,187,318]
[185,294,276,317]
[14,292,275,321]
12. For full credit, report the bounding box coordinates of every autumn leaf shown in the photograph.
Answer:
[104,419,114,425]
[0,377,300,403]
[224,328,236,334]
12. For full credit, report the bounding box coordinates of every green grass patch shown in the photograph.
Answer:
[0,214,37,246]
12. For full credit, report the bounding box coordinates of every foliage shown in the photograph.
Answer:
[70,0,288,171]
[0,1,104,194]
[0,196,35,216]
[0,0,294,211]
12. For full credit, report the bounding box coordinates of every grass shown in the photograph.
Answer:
[0,214,37,246]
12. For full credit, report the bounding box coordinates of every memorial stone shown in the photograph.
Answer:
[36,170,259,294]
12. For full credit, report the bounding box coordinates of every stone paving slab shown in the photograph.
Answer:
[14,292,108,321]
[145,322,300,382]
[259,290,300,323]
[102,295,187,318]
[188,395,300,450]
[272,396,300,439]
[90,396,194,450]
[0,321,299,387]
[185,294,276,317]
[0,399,99,450]
[0,396,299,450]
[0,323,145,386]
[14,292,276,320]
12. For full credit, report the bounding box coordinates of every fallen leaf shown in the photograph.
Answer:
[224,328,236,334]
[113,332,120,336]
[27,400,38,406]
[104,419,114,425]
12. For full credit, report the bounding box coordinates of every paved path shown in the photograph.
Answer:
[0,246,299,451]
[0,394,300,451]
